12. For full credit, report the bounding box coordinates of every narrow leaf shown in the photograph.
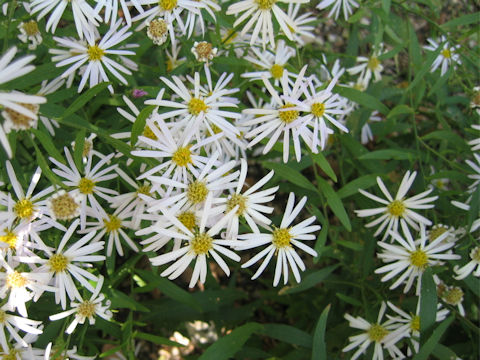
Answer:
[317,177,351,231]
[62,82,110,119]
[311,152,337,182]
[387,104,414,119]
[261,324,312,348]
[312,304,330,360]
[280,265,339,295]
[135,331,185,347]
[334,86,389,114]
[263,162,318,193]
[131,105,155,146]
[413,315,454,360]
[420,268,437,339]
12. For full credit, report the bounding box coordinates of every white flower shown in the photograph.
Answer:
[439,284,465,316]
[237,192,320,286]
[355,171,438,240]
[343,302,404,360]
[226,0,308,49]
[375,223,460,294]
[49,276,112,334]
[50,20,136,93]
[191,41,217,63]
[0,304,43,350]
[166,42,186,72]
[454,246,480,280]
[30,0,101,39]
[468,123,480,150]
[148,193,241,288]
[184,0,220,38]
[45,342,95,360]
[423,35,461,76]
[317,0,359,20]
[94,0,145,26]
[347,45,385,87]
[18,220,105,309]
[17,20,43,50]
[218,159,278,239]
[361,111,382,144]
[147,18,169,45]
[285,4,315,46]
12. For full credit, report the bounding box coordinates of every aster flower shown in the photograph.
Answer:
[226,0,309,49]
[45,342,95,360]
[347,44,385,87]
[423,35,461,76]
[184,0,220,37]
[317,0,359,20]
[285,4,315,46]
[361,111,382,144]
[0,304,43,350]
[17,20,43,50]
[355,171,438,240]
[165,42,186,72]
[147,18,169,45]
[375,223,460,294]
[191,41,218,63]
[49,275,112,334]
[468,123,480,150]
[148,193,241,288]
[94,0,145,26]
[454,246,480,280]
[343,302,404,360]
[51,20,136,93]
[237,192,320,286]
[439,284,465,316]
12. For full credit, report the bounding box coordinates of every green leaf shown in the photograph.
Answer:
[408,22,422,69]
[420,268,437,339]
[432,344,459,360]
[280,265,339,295]
[263,162,318,193]
[387,104,414,119]
[131,105,155,146]
[312,304,330,360]
[198,323,263,360]
[107,289,150,312]
[73,129,86,173]
[316,177,351,231]
[334,86,389,115]
[261,324,312,348]
[406,44,443,93]
[30,129,64,163]
[62,82,110,119]
[31,140,65,189]
[337,175,378,199]
[311,152,337,182]
[358,149,416,161]
[422,130,470,150]
[441,12,480,29]
[135,331,185,347]
[336,293,362,306]
[412,315,454,360]
[336,239,363,251]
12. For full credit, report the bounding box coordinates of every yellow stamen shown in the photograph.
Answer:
[278,103,299,124]
[272,228,292,249]
[87,45,105,61]
[270,64,284,79]
[191,232,213,255]
[78,177,95,195]
[187,181,208,204]
[188,98,208,116]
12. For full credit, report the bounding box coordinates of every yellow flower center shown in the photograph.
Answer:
[0,310,5,324]
[82,140,92,157]
[2,351,19,360]
[226,193,247,216]
[187,181,208,204]
[14,198,34,219]
[50,192,79,220]
[77,300,96,318]
[136,184,151,196]
[5,103,39,129]
[270,64,284,79]
[472,91,480,106]
[367,56,380,71]
[194,41,214,61]
[142,125,157,140]
[78,177,95,195]
[387,200,405,217]
[148,19,168,38]
[188,98,208,116]
[409,249,429,269]
[441,49,451,59]
[471,246,480,262]
[172,146,192,167]
[6,271,27,288]
[177,211,197,231]
[428,226,447,242]
[311,102,325,118]
[272,228,292,249]
[367,323,388,342]
[159,0,177,10]
[22,20,39,36]
[191,232,213,255]
[104,214,122,233]
[410,315,420,332]
[48,254,69,273]
[87,45,105,61]
[255,0,276,10]
[0,229,17,248]
[278,103,299,124]
[442,287,463,305]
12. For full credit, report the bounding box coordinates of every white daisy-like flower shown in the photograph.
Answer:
[468,123,480,150]
[317,0,359,20]
[0,304,43,350]
[217,159,278,239]
[184,0,220,37]
[30,0,101,39]
[361,110,382,144]
[191,41,217,63]
[347,44,385,87]
[226,0,308,49]
[17,20,43,50]
[49,147,119,230]
[147,18,169,45]
[466,152,480,190]
[45,342,95,360]
[241,40,296,85]
[18,220,105,309]
[50,20,136,93]
[375,223,460,295]
[355,170,438,240]
[423,35,461,76]
[46,190,82,221]
[49,275,112,334]
[439,284,465,316]
[343,302,404,360]
[285,4,315,46]
[237,192,320,286]
[148,193,241,288]
[451,200,480,233]
[94,0,145,26]
[454,246,480,280]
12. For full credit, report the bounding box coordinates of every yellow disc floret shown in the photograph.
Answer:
[22,20,40,36]
[188,98,208,116]
[142,125,157,140]
[471,246,480,263]
[0,229,17,248]
[148,19,168,38]
[387,200,405,217]
[78,177,96,195]
[4,103,39,130]
[278,103,299,124]
[178,211,197,231]
[14,198,34,219]
[226,193,247,216]
[172,146,192,167]
[270,64,284,79]
[77,300,96,318]
[441,49,451,59]
[136,184,151,196]
[410,315,420,332]
[6,271,27,288]
[50,192,79,220]
[311,102,326,118]
[159,0,177,11]
[409,249,429,269]
[367,323,388,342]
[48,254,69,273]
[87,45,105,61]
[191,232,213,255]
[255,0,276,10]
[367,56,380,71]
[442,286,463,305]
[0,310,5,323]
[272,228,292,249]
[428,226,447,242]
[187,181,208,204]
[104,215,122,233]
